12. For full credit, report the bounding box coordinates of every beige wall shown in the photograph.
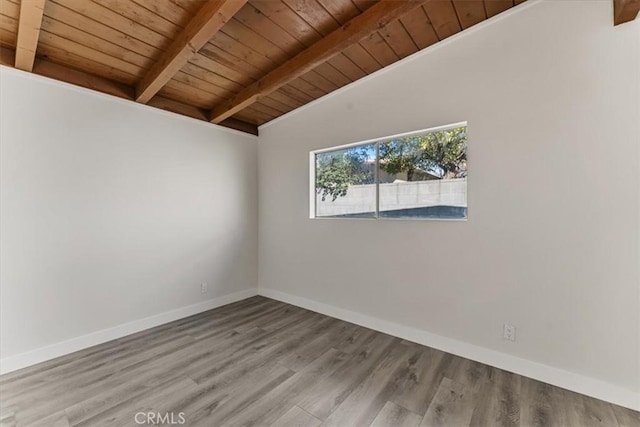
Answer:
[258,0,640,408]
[0,69,258,363]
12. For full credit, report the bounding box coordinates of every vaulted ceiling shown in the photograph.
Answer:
[12,0,633,136]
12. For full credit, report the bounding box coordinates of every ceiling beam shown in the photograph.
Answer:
[0,47,258,135]
[15,0,46,71]
[614,0,640,25]
[135,0,248,104]
[208,0,429,124]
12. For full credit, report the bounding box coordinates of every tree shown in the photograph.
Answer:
[378,137,424,181]
[420,127,467,178]
[379,127,467,180]
[315,127,467,203]
[315,146,373,201]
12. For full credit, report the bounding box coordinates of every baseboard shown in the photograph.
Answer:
[258,288,640,412]
[0,288,258,375]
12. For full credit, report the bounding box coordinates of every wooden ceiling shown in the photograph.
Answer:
[0,0,534,135]
[614,0,640,25]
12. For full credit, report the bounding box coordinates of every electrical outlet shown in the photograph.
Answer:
[503,324,516,341]
[201,282,208,293]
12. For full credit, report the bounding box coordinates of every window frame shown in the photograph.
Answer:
[309,121,468,221]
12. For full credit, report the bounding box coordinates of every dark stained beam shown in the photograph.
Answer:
[218,118,260,135]
[136,0,249,103]
[15,0,46,71]
[209,0,430,124]
[614,0,640,25]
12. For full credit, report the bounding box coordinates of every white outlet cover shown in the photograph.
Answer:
[201,283,208,293]
[503,324,516,341]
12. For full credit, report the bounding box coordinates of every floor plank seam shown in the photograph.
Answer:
[0,297,637,426]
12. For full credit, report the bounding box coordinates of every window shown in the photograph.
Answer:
[311,123,467,220]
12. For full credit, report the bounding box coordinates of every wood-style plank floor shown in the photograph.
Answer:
[0,296,638,426]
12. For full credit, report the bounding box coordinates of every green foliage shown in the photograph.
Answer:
[315,127,467,203]
[419,127,467,178]
[378,137,423,181]
[315,146,373,202]
[380,127,467,180]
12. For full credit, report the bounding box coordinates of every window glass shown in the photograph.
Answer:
[315,143,376,218]
[312,124,467,220]
[378,126,467,219]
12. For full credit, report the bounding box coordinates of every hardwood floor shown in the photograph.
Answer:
[0,296,638,426]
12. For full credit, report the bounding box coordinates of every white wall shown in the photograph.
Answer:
[0,68,258,366]
[258,0,640,408]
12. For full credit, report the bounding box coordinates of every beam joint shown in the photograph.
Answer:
[136,0,248,103]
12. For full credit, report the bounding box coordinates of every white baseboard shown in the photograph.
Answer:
[0,288,258,375]
[258,288,640,412]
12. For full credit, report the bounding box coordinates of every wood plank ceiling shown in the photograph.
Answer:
[0,0,529,135]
